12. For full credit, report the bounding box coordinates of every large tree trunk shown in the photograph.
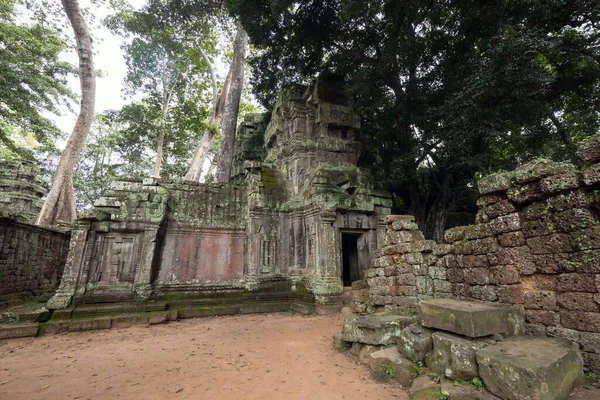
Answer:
[37,0,95,226]
[184,49,232,181]
[215,24,248,183]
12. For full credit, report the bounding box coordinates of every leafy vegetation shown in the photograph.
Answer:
[228,0,600,241]
[0,0,74,159]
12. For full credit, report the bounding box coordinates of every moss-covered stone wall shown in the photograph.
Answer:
[0,219,70,309]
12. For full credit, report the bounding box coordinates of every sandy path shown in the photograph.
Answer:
[0,313,407,400]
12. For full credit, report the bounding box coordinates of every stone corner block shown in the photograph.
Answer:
[341,313,415,345]
[476,337,583,400]
[419,299,509,338]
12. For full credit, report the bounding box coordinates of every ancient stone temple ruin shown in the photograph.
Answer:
[4,77,600,400]
[46,75,392,316]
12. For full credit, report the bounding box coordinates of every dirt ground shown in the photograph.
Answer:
[0,313,407,400]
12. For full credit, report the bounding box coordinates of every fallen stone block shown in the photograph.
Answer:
[440,381,500,400]
[476,337,583,400]
[409,375,441,400]
[332,332,351,351]
[342,313,415,345]
[148,312,168,325]
[0,323,39,339]
[368,347,418,387]
[398,322,434,362]
[426,332,495,380]
[419,299,510,338]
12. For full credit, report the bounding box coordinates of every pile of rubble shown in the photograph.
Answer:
[335,298,584,400]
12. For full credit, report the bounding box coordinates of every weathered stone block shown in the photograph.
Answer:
[419,299,509,338]
[391,219,419,231]
[583,165,600,186]
[398,323,434,362]
[341,313,415,345]
[367,347,417,387]
[578,135,600,163]
[444,226,467,243]
[540,173,580,194]
[470,285,498,302]
[0,323,38,339]
[557,273,596,293]
[149,312,168,325]
[478,172,514,195]
[433,279,452,293]
[524,290,557,310]
[489,265,520,285]
[561,311,600,332]
[409,376,441,400]
[558,292,598,311]
[440,381,500,400]
[446,268,464,283]
[514,159,576,184]
[546,326,581,343]
[485,200,517,219]
[463,268,490,285]
[497,231,526,247]
[525,310,560,326]
[579,331,600,354]
[527,233,575,255]
[489,213,521,235]
[476,337,583,400]
[497,285,525,305]
[426,331,495,380]
[507,182,545,204]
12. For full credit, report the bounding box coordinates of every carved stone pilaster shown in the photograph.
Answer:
[133,224,159,300]
[46,221,91,309]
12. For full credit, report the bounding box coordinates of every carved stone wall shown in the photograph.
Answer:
[47,75,392,314]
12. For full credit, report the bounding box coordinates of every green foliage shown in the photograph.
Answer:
[453,377,485,390]
[371,364,395,383]
[586,371,599,383]
[0,0,75,158]
[228,0,600,241]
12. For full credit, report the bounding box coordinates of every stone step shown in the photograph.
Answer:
[419,299,518,338]
[342,313,416,345]
[0,323,39,339]
[476,337,583,400]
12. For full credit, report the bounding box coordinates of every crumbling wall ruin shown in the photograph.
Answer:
[0,160,70,309]
[358,137,600,373]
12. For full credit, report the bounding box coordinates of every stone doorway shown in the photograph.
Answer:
[341,233,362,286]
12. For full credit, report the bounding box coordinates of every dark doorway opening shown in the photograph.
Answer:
[342,233,361,286]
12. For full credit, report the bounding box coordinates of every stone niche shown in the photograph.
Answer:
[47,74,392,314]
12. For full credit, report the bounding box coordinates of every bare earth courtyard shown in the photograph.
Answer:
[0,313,406,400]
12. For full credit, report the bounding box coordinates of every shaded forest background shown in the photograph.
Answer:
[1,0,599,241]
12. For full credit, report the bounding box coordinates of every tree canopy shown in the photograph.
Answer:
[228,0,600,241]
[0,0,74,159]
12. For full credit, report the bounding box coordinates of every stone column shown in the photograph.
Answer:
[318,211,339,276]
[133,225,159,300]
[46,221,90,309]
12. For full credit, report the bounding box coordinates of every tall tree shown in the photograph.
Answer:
[214,23,248,182]
[229,0,600,241]
[106,4,215,179]
[37,0,95,226]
